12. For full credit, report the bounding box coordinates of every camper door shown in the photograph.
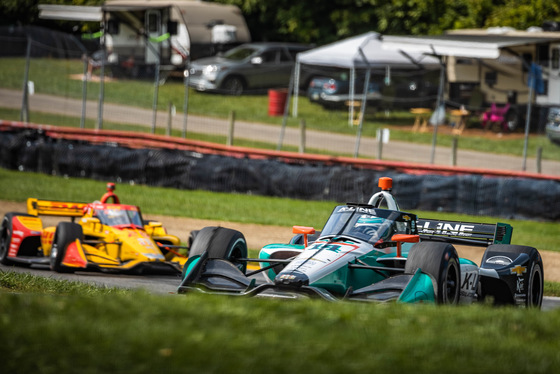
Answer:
[547,44,560,105]
[536,43,560,106]
[145,9,161,64]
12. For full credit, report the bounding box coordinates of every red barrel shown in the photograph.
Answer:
[268,89,288,116]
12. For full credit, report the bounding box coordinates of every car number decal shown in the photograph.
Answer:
[282,241,365,283]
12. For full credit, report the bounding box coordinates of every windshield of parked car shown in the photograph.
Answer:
[320,206,413,244]
[94,207,143,228]
[223,46,259,61]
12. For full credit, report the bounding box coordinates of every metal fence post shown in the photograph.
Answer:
[227,110,235,146]
[167,102,173,136]
[81,55,88,129]
[151,60,160,134]
[299,119,306,153]
[451,137,458,166]
[536,146,543,173]
[97,17,107,131]
[182,68,190,138]
[20,36,31,123]
[376,129,383,160]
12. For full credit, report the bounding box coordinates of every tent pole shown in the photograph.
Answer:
[430,54,445,164]
[278,67,295,150]
[354,47,372,157]
[349,67,356,126]
[354,67,371,158]
[522,69,535,171]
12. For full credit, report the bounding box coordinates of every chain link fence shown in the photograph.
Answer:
[0,27,450,159]
[1,27,557,176]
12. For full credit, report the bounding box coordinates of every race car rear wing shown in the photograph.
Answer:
[417,218,512,247]
[27,198,87,217]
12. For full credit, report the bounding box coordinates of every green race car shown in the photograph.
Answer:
[179,177,543,307]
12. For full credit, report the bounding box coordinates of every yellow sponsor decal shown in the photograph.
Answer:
[510,265,527,276]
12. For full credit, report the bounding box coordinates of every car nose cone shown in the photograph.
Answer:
[274,270,309,287]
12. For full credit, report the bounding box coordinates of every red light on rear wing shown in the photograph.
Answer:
[27,198,87,217]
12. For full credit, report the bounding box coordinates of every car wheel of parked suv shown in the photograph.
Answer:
[222,76,245,95]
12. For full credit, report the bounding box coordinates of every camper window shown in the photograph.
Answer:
[148,13,158,33]
[168,21,178,35]
[553,48,560,70]
[107,19,119,35]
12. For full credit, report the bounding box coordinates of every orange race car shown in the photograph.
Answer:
[0,183,188,273]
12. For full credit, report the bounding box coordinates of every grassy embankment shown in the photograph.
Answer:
[1,171,560,372]
[1,270,560,374]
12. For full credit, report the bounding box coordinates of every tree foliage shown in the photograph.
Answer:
[214,0,560,44]
[1,0,559,45]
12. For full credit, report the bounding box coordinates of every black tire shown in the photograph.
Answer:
[405,242,461,304]
[0,213,34,265]
[221,76,245,95]
[50,222,84,273]
[188,230,200,250]
[481,244,543,307]
[189,226,248,272]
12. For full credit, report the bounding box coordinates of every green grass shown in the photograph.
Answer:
[0,270,126,296]
[545,281,560,297]
[1,281,559,374]
[1,57,559,160]
[0,167,558,253]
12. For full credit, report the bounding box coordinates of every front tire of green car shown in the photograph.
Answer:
[189,226,248,273]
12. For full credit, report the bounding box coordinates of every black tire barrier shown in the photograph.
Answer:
[1,129,559,221]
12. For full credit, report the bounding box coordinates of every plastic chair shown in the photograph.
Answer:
[481,103,510,131]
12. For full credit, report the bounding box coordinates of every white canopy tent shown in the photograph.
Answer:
[291,31,440,121]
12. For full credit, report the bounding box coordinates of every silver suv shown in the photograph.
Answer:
[187,42,311,95]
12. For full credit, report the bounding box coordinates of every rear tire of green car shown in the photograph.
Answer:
[405,241,461,304]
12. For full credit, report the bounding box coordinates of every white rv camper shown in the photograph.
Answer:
[39,0,251,77]
[383,26,560,132]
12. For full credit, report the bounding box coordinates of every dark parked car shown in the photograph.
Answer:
[187,42,312,95]
[307,70,439,110]
[546,107,560,146]
[307,71,381,109]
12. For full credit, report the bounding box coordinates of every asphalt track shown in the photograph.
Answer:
[1,88,559,175]
[2,263,559,311]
